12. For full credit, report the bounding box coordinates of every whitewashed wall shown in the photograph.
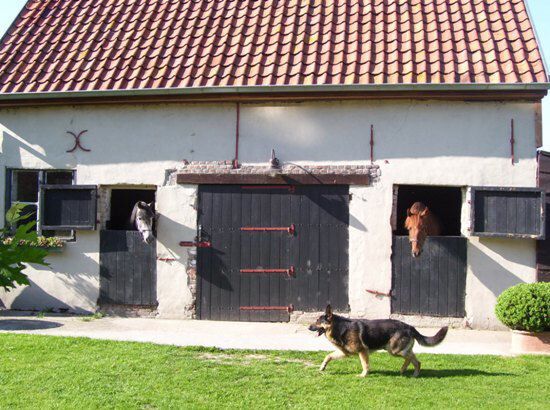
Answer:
[0,100,539,327]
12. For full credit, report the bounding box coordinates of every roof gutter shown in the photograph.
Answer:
[0,83,549,102]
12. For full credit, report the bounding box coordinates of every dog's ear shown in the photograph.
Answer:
[325,304,333,320]
[406,207,412,217]
[420,207,430,217]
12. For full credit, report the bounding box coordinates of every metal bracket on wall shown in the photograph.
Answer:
[240,224,295,235]
[240,266,296,277]
[366,288,392,297]
[66,130,91,153]
[179,241,212,248]
[370,124,375,164]
[510,119,515,166]
[240,304,294,313]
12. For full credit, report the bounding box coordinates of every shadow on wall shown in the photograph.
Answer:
[241,101,529,162]
[1,128,53,167]
[1,104,235,168]
[5,233,100,313]
[156,211,233,290]
[10,278,73,312]
[468,238,534,297]
[2,101,530,172]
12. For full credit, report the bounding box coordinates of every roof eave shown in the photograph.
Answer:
[0,83,548,103]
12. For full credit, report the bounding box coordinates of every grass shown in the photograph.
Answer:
[0,334,548,409]
[78,312,105,322]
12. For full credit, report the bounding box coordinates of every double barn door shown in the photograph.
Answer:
[197,185,350,322]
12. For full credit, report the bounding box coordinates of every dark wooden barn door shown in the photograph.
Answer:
[197,185,349,322]
[537,151,550,282]
[391,236,467,317]
[99,231,157,306]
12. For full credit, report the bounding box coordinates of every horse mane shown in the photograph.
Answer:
[409,202,427,215]
[129,203,139,228]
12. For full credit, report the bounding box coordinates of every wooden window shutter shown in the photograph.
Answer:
[470,187,545,239]
[40,185,97,230]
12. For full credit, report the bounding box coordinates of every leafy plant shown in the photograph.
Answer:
[0,203,49,291]
[79,312,105,322]
[2,235,64,248]
[495,282,550,332]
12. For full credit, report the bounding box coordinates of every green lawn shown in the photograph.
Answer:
[0,334,548,409]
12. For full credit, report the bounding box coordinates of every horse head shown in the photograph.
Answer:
[404,202,431,258]
[131,201,156,244]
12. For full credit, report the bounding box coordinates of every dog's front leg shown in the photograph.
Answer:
[358,350,370,377]
[319,350,346,372]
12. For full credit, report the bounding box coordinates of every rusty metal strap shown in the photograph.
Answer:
[240,304,294,313]
[241,224,295,234]
[366,289,392,297]
[240,266,295,277]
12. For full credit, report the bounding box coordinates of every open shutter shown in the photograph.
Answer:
[40,185,97,230]
[470,187,545,239]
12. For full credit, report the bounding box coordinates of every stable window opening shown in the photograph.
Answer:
[393,185,462,236]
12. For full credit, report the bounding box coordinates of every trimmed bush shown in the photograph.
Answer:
[495,282,550,332]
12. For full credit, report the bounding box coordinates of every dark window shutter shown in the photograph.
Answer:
[471,187,545,239]
[40,185,97,230]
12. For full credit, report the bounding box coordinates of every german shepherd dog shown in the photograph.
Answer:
[309,305,448,377]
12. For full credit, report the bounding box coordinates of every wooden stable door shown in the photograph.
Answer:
[99,230,157,307]
[197,185,349,322]
[391,236,467,317]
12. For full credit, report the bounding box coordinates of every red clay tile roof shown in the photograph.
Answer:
[0,0,547,94]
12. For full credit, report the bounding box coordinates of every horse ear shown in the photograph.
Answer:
[406,207,412,217]
[325,304,333,319]
[420,207,430,217]
[147,202,153,209]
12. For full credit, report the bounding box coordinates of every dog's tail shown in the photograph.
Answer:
[411,326,448,347]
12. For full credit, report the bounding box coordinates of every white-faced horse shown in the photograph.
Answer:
[130,201,156,244]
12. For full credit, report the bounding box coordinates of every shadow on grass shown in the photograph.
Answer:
[0,319,64,331]
[327,368,514,378]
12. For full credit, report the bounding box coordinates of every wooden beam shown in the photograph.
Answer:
[176,173,370,185]
[0,89,546,108]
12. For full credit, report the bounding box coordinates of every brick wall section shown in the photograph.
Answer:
[170,161,380,185]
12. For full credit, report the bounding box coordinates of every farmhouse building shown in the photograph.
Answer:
[0,0,548,329]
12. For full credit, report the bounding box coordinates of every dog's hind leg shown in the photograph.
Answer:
[409,353,421,377]
[400,356,412,375]
[358,350,370,378]
[389,338,416,376]
[319,350,346,372]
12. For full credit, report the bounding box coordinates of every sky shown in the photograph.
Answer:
[0,0,549,148]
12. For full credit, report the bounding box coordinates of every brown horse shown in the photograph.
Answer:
[404,202,441,258]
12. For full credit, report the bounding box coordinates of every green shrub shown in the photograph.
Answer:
[495,282,550,332]
[0,204,49,291]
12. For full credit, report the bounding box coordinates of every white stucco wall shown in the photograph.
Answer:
[0,100,540,328]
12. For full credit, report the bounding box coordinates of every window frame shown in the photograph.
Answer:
[470,186,546,239]
[5,169,76,239]
[39,184,97,231]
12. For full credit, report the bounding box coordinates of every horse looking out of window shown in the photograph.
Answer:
[404,202,441,258]
[130,201,156,244]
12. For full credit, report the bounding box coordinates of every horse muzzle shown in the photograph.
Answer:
[141,231,155,244]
